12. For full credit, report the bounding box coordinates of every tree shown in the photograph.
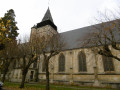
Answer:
[83,10,120,61]
[0,9,19,50]
[0,9,19,82]
[17,36,41,88]
[0,40,17,82]
[38,34,65,90]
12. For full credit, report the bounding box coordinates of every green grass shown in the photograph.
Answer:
[3,82,120,90]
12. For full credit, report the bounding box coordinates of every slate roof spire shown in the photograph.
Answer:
[42,8,53,23]
[37,7,57,30]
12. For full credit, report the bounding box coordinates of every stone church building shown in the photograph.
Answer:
[8,8,120,87]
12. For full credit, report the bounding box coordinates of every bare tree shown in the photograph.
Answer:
[83,9,120,61]
[38,33,65,90]
[17,36,41,88]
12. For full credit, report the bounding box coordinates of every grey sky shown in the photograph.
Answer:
[0,0,119,38]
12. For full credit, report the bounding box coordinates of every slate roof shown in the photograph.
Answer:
[60,22,120,50]
[42,8,53,23]
[60,26,94,50]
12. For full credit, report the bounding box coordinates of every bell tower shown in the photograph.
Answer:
[31,8,57,39]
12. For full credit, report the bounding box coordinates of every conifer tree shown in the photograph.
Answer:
[0,9,19,50]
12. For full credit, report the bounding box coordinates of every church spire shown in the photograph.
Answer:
[37,7,57,30]
[42,8,53,23]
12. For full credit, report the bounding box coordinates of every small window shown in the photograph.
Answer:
[13,60,16,68]
[102,56,114,71]
[42,60,46,72]
[78,52,87,72]
[33,61,37,68]
[59,54,65,72]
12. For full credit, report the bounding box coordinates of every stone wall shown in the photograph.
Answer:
[38,47,120,86]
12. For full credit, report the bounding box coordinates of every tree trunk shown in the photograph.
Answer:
[2,70,7,83]
[2,62,9,83]
[19,70,27,88]
[46,60,49,90]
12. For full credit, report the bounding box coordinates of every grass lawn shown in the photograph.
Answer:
[3,82,120,90]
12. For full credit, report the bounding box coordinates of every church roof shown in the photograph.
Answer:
[61,21,120,50]
[60,26,93,50]
[42,8,53,23]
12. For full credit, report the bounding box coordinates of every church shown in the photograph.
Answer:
[9,8,120,87]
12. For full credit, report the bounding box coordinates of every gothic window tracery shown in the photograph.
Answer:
[102,56,114,71]
[78,52,87,72]
[59,54,65,72]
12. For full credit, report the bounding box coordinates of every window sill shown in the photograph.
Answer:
[73,73,94,75]
[54,73,69,75]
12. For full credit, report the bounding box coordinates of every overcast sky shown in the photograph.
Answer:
[0,0,119,38]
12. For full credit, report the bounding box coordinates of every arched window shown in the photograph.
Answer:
[59,54,65,72]
[78,52,87,72]
[102,56,114,71]
[42,60,46,72]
